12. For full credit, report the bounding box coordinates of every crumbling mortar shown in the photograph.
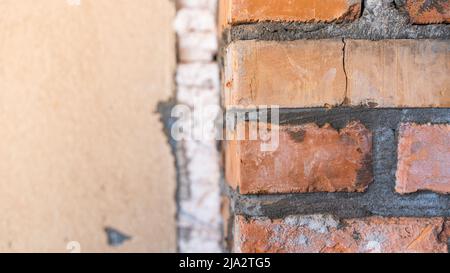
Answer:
[221,0,450,43]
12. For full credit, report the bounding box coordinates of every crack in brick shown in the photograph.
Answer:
[406,224,434,250]
[342,38,349,106]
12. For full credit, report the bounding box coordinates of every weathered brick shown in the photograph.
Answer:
[218,0,229,36]
[225,0,362,25]
[396,123,450,194]
[224,40,449,109]
[225,121,372,194]
[405,0,450,24]
[440,219,450,243]
[224,40,347,109]
[346,40,450,108]
[234,215,448,253]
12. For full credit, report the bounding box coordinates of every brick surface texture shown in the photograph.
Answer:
[224,40,347,108]
[405,0,450,24]
[346,39,450,108]
[226,121,373,194]
[225,0,362,24]
[224,39,449,109]
[219,0,450,253]
[396,123,450,194]
[235,215,448,253]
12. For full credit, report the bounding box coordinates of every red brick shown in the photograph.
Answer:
[224,40,347,109]
[225,40,450,109]
[396,123,450,194]
[405,0,450,24]
[234,215,448,253]
[346,40,450,108]
[225,0,362,25]
[225,121,373,194]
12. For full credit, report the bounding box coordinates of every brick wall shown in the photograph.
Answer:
[220,0,450,253]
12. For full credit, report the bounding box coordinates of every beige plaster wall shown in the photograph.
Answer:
[0,0,176,252]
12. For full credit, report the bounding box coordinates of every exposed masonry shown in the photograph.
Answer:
[235,215,449,253]
[220,0,450,253]
[220,1,450,108]
[222,0,450,43]
[226,108,450,219]
[174,0,222,253]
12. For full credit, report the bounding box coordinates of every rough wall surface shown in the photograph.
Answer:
[223,0,450,41]
[0,0,176,252]
[224,39,449,108]
[235,215,448,253]
[220,0,450,253]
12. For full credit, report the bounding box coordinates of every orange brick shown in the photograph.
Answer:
[225,39,450,109]
[224,40,347,109]
[234,215,448,253]
[346,40,450,108]
[225,0,362,25]
[396,123,450,194]
[225,121,372,194]
[405,0,450,24]
[218,0,229,36]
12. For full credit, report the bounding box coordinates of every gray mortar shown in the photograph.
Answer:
[156,99,189,251]
[224,0,450,43]
[227,108,450,219]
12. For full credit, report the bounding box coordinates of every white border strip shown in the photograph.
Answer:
[174,0,222,253]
